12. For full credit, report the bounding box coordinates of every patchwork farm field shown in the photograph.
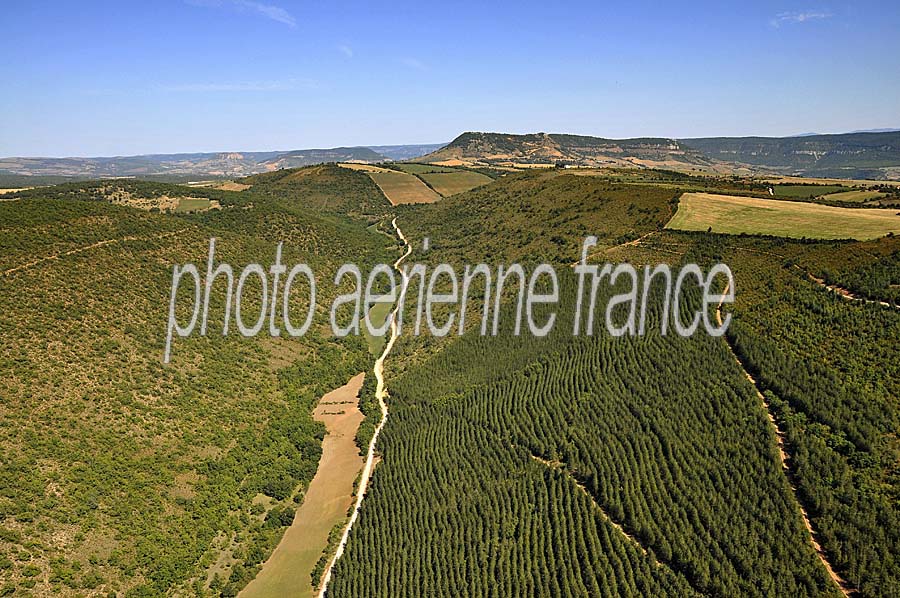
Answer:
[667,192,900,240]
[419,171,493,196]
[367,171,441,205]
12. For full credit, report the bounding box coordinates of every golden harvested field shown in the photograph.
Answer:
[367,171,441,205]
[337,162,396,174]
[419,171,493,196]
[821,190,886,202]
[667,192,900,240]
[762,175,900,187]
[215,181,252,191]
[241,374,366,598]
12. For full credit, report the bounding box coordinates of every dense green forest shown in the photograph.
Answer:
[331,274,838,596]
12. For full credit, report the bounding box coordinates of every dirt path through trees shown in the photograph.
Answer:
[315,218,412,597]
[716,285,854,596]
[2,230,185,276]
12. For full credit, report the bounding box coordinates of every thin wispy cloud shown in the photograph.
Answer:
[159,77,317,92]
[770,10,832,28]
[338,44,354,58]
[188,0,297,28]
[400,57,426,71]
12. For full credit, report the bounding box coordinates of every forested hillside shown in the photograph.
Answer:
[0,166,396,596]
[328,171,899,597]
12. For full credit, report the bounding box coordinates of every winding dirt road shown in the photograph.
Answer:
[804,271,898,310]
[316,218,412,597]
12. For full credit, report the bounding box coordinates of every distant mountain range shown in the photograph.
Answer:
[419,131,900,180]
[3,131,899,181]
[680,132,900,179]
[418,132,717,171]
[0,144,446,180]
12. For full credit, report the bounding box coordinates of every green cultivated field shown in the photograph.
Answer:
[362,296,394,356]
[775,184,845,198]
[174,197,212,212]
[667,192,900,240]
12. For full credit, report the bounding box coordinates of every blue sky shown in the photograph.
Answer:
[1,0,898,156]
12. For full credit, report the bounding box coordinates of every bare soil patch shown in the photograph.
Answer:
[240,373,366,598]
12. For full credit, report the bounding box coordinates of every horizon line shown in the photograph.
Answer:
[3,127,898,160]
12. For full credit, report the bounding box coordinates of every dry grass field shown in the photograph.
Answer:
[240,374,366,598]
[215,181,252,192]
[667,192,900,240]
[366,171,441,205]
[821,190,886,203]
[419,171,493,196]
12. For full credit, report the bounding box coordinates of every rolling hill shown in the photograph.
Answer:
[259,147,386,169]
[418,131,720,170]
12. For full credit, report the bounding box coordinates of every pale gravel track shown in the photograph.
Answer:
[316,217,411,597]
